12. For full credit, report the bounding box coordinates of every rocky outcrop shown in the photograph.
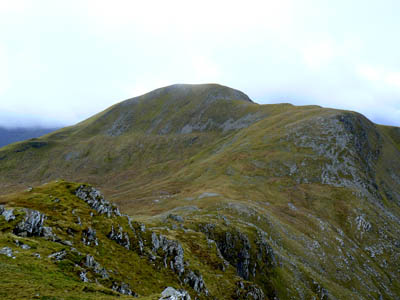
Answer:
[159,287,191,300]
[75,185,121,217]
[84,254,109,279]
[13,209,47,237]
[198,223,277,298]
[151,233,185,276]
[183,271,208,295]
[108,225,130,249]
[150,233,209,295]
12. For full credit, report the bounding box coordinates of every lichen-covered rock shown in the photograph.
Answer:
[75,185,121,217]
[81,227,98,246]
[159,287,191,300]
[13,209,46,237]
[108,225,130,249]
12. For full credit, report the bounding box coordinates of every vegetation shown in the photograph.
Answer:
[0,84,400,299]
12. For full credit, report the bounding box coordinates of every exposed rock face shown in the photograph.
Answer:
[151,233,208,295]
[108,225,130,249]
[14,209,46,237]
[152,233,185,276]
[183,271,208,295]
[81,227,98,246]
[76,185,121,217]
[287,112,382,198]
[159,287,191,300]
[200,224,276,281]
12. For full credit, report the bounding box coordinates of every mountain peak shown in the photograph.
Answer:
[124,83,253,105]
[78,83,258,137]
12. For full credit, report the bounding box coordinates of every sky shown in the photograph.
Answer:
[0,0,400,128]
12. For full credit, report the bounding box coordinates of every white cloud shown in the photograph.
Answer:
[302,40,337,69]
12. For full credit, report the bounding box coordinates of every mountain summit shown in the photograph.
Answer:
[0,84,400,299]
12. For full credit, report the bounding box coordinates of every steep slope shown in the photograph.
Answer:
[0,84,400,299]
[0,126,57,148]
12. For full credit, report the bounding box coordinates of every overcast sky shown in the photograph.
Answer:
[0,0,399,128]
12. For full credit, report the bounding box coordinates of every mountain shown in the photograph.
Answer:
[0,127,58,148]
[0,83,400,299]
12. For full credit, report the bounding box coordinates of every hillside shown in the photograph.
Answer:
[1,84,400,299]
[0,127,58,148]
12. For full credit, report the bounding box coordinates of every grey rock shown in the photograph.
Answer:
[79,270,89,282]
[75,185,121,217]
[1,207,15,222]
[42,226,58,241]
[84,254,109,279]
[112,282,136,296]
[236,281,265,300]
[81,227,98,246]
[159,287,191,300]
[48,250,67,261]
[108,225,130,249]
[14,240,31,249]
[168,214,184,223]
[183,271,209,295]
[198,192,220,199]
[61,240,73,246]
[0,246,15,258]
[14,209,46,237]
[152,233,185,276]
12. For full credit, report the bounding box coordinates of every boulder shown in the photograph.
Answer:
[159,287,191,300]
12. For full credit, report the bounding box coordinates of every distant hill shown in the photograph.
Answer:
[0,127,58,148]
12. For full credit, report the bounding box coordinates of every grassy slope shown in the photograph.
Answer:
[0,84,400,299]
